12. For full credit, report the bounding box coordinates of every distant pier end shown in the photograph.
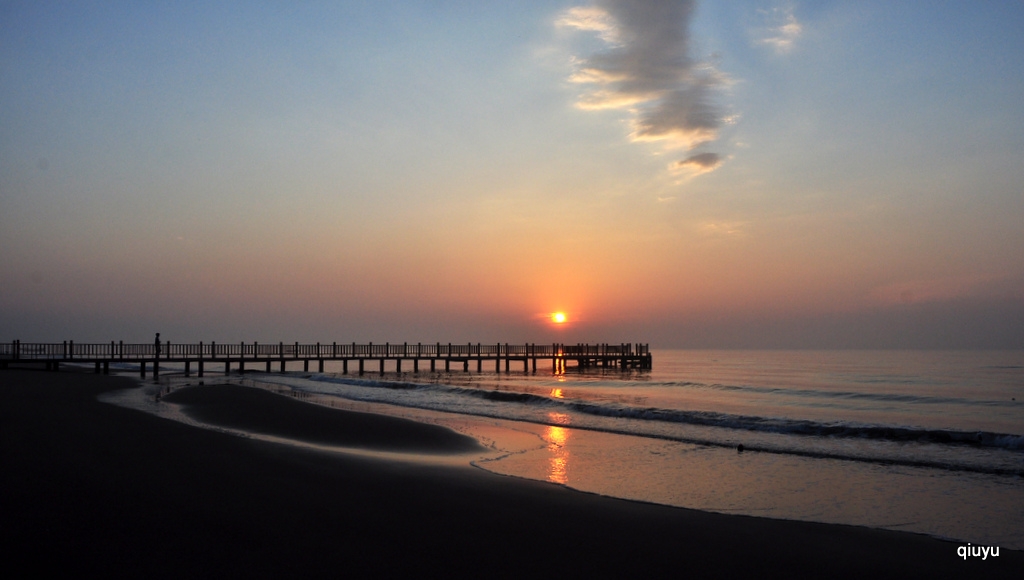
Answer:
[1,341,652,379]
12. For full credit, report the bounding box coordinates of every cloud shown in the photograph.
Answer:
[868,276,1024,307]
[557,6,618,43]
[559,0,730,173]
[672,152,722,176]
[698,220,746,237]
[758,4,802,54]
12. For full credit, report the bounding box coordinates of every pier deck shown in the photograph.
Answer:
[1,340,652,379]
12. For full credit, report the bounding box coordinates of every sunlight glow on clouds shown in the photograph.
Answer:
[758,4,802,54]
[557,6,618,43]
[559,0,729,173]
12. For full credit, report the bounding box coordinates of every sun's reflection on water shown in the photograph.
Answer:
[545,412,571,484]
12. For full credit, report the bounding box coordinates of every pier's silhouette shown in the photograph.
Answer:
[2,339,651,379]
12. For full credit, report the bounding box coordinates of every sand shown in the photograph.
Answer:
[161,383,485,454]
[2,369,1020,578]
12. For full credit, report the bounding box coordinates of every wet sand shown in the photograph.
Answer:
[2,369,1019,578]
[161,383,484,454]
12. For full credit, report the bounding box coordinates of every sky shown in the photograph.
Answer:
[2,0,1023,348]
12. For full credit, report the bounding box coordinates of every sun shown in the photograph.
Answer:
[551,312,567,324]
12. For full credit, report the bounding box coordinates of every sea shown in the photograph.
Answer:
[101,349,1024,550]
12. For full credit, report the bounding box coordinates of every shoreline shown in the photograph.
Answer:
[161,383,486,455]
[2,369,1020,577]
[153,370,1024,551]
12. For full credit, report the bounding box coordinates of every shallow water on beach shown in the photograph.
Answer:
[103,349,1024,549]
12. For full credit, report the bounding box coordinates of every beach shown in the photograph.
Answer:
[2,369,1020,578]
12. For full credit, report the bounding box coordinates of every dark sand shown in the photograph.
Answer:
[162,383,484,454]
[2,370,1019,578]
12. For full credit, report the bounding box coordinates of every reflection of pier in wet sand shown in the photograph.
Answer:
[1,340,652,379]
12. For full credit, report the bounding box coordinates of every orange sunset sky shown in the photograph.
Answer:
[2,1,1022,347]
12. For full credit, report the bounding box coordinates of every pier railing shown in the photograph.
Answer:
[0,340,650,361]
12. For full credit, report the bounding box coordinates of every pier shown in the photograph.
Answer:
[0,340,652,379]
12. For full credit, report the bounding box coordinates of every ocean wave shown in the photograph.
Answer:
[231,373,1024,477]
[310,375,426,391]
[308,374,1024,453]
[565,399,1024,451]
[668,381,1004,406]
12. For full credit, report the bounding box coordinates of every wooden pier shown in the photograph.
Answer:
[1,340,652,379]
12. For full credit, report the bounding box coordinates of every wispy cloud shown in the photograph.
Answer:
[868,275,1022,307]
[757,4,802,54]
[672,152,722,176]
[558,0,729,175]
[699,220,747,237]
[557,6,618,43]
